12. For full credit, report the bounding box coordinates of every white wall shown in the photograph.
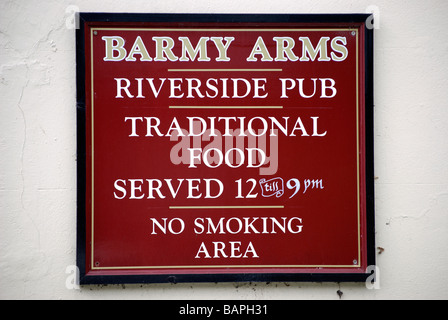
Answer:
[1,0,448,300]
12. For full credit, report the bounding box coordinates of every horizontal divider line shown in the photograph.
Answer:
[169,106,283,109]
[170,205,284,209]
[168,68,283,72]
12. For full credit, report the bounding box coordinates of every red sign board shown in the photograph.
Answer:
[76,13,375,284]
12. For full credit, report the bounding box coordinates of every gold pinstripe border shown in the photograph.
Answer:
[88,27,362,271]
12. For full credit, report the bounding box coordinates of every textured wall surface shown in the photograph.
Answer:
[1,0,448,299]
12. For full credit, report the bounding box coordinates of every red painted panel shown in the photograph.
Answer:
[83,21,368,277]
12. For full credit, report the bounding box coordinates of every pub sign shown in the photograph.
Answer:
[76,13,375,284]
